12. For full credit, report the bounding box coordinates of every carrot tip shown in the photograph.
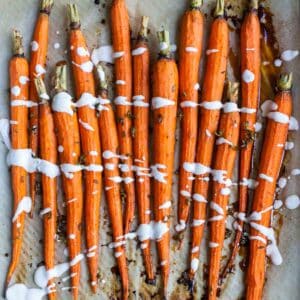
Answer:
[190,0,203,9]
[41,0,54,13]
[277,73,293,91]
[67,3,80,27]
[54,62,68,92]
[138,16,149,39]
[214,0,225,17]
[226,81,240,103]
[157,30,170,56]
[12,30,24,56]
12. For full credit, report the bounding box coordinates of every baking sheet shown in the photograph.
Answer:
[0,0,299,299]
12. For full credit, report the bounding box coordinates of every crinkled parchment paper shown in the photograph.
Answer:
[0,0,299,299]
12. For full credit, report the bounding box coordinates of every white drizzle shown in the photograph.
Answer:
[152,97,175,109]
[132,47,147,56]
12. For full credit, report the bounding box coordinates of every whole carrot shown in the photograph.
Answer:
[68,4,103,292]
[34,78,59,300]
[246,74,292,300]
[222,0,261,279]
[176,0,204,238]
[29,0,54,215]
[152,30,179,298]
[207,83,240,300]
[5,30,30,289]
[111,0,136,234]
[187,0,229,283]
[132,17,155,283]
[96,64,129,300]
[52,62,83,299]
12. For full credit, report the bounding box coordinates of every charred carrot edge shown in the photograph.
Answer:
[5,30,29,290]
[96,64,129,300]
[207,82,240,300]
[53,62,83,300]
[68,4,102,292]
[34,78,58,300]
[132,17,155,283]
[176,0,204,240]
[246,74,292,300]
[222,0,261,280]
[111,0,136,234]
[187,0,229,286]
[29,0,54,216]
[152,30,179,298]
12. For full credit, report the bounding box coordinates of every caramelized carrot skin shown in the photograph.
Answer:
[132,38,154,281]
[97,91,129,300]
[189,17,229,278]
[39,100,57,300]
[246,91,292,300]
[152,57,179,295]
[208,109,240,300]
[29,12,50,209]
[178,7,204,232]
[6,56,29,286]
[53,106,83,300]
[69,28,102,291]
[111,0,135,234]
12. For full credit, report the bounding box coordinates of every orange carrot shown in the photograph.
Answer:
[132,17,155,283]
[52,62,83,300]
[152,30,179,298]
[222,0,261,279]
[68,4,102,292]
[29,0,54,215]
[176,0,204,238]
[34,77,58,300]
[188,0,229,284]
[5,30,30,289]
[111,0,136,234]
[246,74,292,300]
[207,83,240,300]
[96,64,129,300]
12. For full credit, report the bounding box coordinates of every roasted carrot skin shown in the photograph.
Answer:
[6,32,29,288]
[97,73,129,299]
[132,19,155,283]
[223,4,261,278]
[29,0,53,214]
[246,75,292,300]
[177,0,204,236]
[68,5,102,292]
[208,94,240,300]
[52,62,83,300]
[188,7,229,281]
[152,33,179,297]
[111,0,136,234]
[36,79,58,300]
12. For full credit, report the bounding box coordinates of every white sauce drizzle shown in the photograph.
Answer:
[132,95,149,107]
[150,164,167,183]
[78,119,94,131]
[260,100,278,117]
[132,47,147,56]
[91,45,113,65]
[192,194,207,203]
[259,173,274,183]
[76,47,90,57]
[192,219,205,227]
[175,220,186,232]
[152,97,175,109]
[31,41,39,51]
[285,195,300,210]
[12,196,32,222]
[185,46,198,53]
[11,86,21,96]
[281,50,299,61]
[190,258,199,272]
[242,69,255,83]
[209,242,219,248]
[114,96,132,106]
[113,51,125,59]
[72,61,93,73]
[52,92,74,116]
[158,201,171,209]
[206,49,219,55]
[11,100,38,108]
[267,111,290,124]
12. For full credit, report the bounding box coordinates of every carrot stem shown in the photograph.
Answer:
[68,3,80,28]
[12,30,24,56]
[157,30,171,57]
[138,16,149,39]
[250,0,259,10]
[190,0,203,9]
[277,72,292,91]
[40,0,54,13]
[214,0,225,17]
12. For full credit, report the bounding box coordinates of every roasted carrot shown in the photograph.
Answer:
[52,62,83,300]
[5,30,30,289]
[96,64,129,300]
[207,83,240,300]
[246,74,292,300]
[34,77,58,300]
[68,4,102,292]
[222,0,261,279]
[132,17,155,283]
[176,0,204,238]
[188,0,229,283]
[29,0,54,215]
[111,0,136,234]
[152,30,179,298]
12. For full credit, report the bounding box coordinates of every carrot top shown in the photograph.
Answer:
[190,0,203,9]
[34,77,48,101]
[12,30,24,57]
[40,0,54,14]
[157,30,171,57]
[96,63,108,91]
[68,3,81,29]
[54,61,68,92]
[277,73,293,91]
[250,0,259,10]
[214,0,225,17]
[138,16,149,40]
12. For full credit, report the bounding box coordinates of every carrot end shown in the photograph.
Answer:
[96,63,108,90]
[214,0,225,17]
[250,0,259,10]
[157,30,171,57]
[190,0,203,9]
[54,61,68,92]
[12,30,24,56]
[41,0,54,14]
[67,3,81,28]
[226,81,240,103]
[138,16,149,39]
[277,73,293,91]
[34,77,50,103]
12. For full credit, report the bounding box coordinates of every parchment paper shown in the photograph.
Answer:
[0,0,299,299]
